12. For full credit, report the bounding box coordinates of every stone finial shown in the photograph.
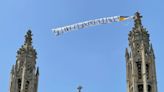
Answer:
[24,30,32,46]
[134,12,143,28]
[77,86,82,92]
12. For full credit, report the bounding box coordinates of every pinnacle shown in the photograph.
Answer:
[36,67,39,76]
[125,48,129,56]
[24,30,33,46]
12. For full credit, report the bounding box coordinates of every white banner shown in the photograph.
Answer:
[52,16,133,36]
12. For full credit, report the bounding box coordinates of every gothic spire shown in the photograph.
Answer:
[134,12,143,28]
[24,30,32,46]
[10,29,39,92]
[126,12,158,92]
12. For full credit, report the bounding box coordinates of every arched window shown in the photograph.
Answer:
[148,85,151,92]
[138,85,143,92]
[18,79,21,92]
[25,81,29,92]
[146,64,149,79]
[136,61,142,79]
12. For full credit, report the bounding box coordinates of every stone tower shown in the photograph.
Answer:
[125,12,158,92]
[9,30,39,92]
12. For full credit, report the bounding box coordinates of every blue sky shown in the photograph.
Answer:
[0,0,164,92]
